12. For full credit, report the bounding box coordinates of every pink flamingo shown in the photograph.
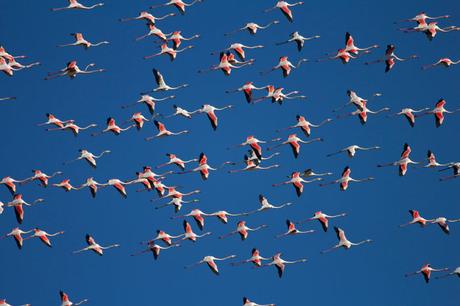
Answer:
[405,264,448,283]
[261,56,307,77]
[268,135,322,158]
[321,227,372,253]
[58,33,109,49]
[185,255,236,275]
[225,21,280,36]
[73,234,120,256]
[145,120,189,141]
[276,115,331,137]
[273,172,322,197]
[231,248,270,267]
[262,252,307,278]
[299,211,347,232]
[378,143,419,176]
[122,94,175,115]
[119,11,175,25]
[144,43,193,61]
[58,291,88,306]
[1,227,33,249]
[131,241,179,260]
[150,0,203,15]
[45,61,104,80]
[265,1,304,23]
[320,166,374,191]
[51,0,104,11]
[63,149,110,168]
[219,221,267,241]
[365,44,417,72]
[277,31,320,51]
[25,228,65,248]
[276,219,314,238]
[226,81,267,103]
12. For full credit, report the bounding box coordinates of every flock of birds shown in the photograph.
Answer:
[1,1,460,305]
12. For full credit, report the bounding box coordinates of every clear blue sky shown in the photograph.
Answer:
[1,0,460,305]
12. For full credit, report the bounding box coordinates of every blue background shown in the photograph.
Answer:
[1,0,460,305]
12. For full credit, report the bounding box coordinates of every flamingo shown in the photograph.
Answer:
[273,172,322,197]
[405,264,448,283]
[387,107,429,127]
[182,220,212,242]
[126,173,153,192]
[194,104,233,130]
[46,121,97,136]
[119,11,175,25]
[185,255,236,275]
[430,217,460,235]
[199,52,254,76]
[58,33,109,49]
[145,120,189,140]
[0,57,19,76]
[276,219,314,238]
[45,61,105,80]
[212,43,264,61]
[247,194,293,214]
[378,143,419,176]
[140,165,173,181]
[265,1,304,23]
[395,12,450,25]
[423,57,460,69]
[136,24,171,41]
[245,150,280,163]
[225,21,280,36]
[400,210,433,228]
[333,90,382,113]
[277,115,332,137]
[321,227,372,253]
[73,234,120,256]
[317,48,358,64]
[77,177,104,198]
[22,170,62,187]
[227,135,268,159]
[63,149,110,168]
[300,168,333,178]
[0,46,26,60]
[365,44,417,72]
[219,221,267,241]
[401,22,460,41]
[436,267,460,280]
[150,0,203,15]
[300,211,347,232]
[5,56,40,71]
[157,153,198,170]
[420,98,460,127]
[92,117,134,136]
[337,100,390,124]
[143,230,184,246]
[439,162,460,181]
[6,194,44,224]
[231,248,270,267]
[53,179,80,192]
[0,176,28,195]
[146,69,188,92]
[229,154,279,173]
[320,166,374,191]
[253,87,306,104]
[100,179,132,198]
[152,185,196,202]
[144,43,193,61]
[423,150,450,168]
[344,32,378,55]
[51,0,104,11]
[122,94,175,115]
[242,297,275,306]
[155,196,199,213]
[128,112,150,130]
[165,104,199,119]
[0,299,30,306]
[1,227,33,249]
[263,253,307,278]
[268,135,322,158]
[58,291,88,306]
[25,228,64,247]
[166,31,199,49]
[327,145,380,158]
[277,31,320,51]
[173,209,211,230]
[37,113,74,129]
[262,56,307,77]
[226,82,267,103]
[131,242,179,260]
[206,210,249,224]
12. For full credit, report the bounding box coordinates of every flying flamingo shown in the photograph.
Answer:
[185,255,236,275]
[365,44,417,72]
[0,299,30,306]
[419,98,460,127]
[229,154,279,173]
[423,150,450,168]
[387,107,429,127]
[300,168,333,178]
[193,104,233,130]
[122,94,175,115]
[25,228,64,247]
[327,145,380,158]
[182,220,212,242]
[231,248,270,267]
[126,173,153,192]
[320,166,374,191]
[150,0,203,15]
[333,90,382,113]
[199,52,254,76]
[399,210,433,228]
[0,176,28,195]
[51,0,104,11]
[316,48,358,64]
[136,24,171,41]
[73,234,120,256]
[0,46,26,60]
[268,135,322,158]
[145,120,189,141]
[228,136,268,159]
[92,117,134,136]
[119,11,175,25]
[46,121,97,136]
[77,177,104,198]
[401,22,460,41]
[212,43,264,61]
[253,86,306,104]
[273,172,322,197]
[22,170,62,187]
[45,61,105,80]
[6,194,44,224]
[226,82,267,103]
[58,291,88,306]
[173,209,211,230]
[276,219,314,238]
[423,57,460,69]
[175,153,232,181]
[277,31,320,51]
[153,185,198,202]
[146,69,188,92]
[225,21,280,36]
[344,32,378,55]
[219,221,267,240]
[5,56,40,71]
[337,100,390,124]
[262,56,307,77]
[321,227,372,253]
[276,115,332,137]
[144,43,193,61]
[395,12,450,25]
[378,143,419,176]
[436,267,460,280]
[265,1,304,22]
[242,297,275,306]
[155,196,199,213]
[247,194,293,214]
[37,113,74,129]
[165,31,199,49]
[430,217,460,235]
[143,230,184,246]
[206,210,249,224]
[439,162,460,181]
[157,153,198,170]
[1,227,33,249]
[58,33,109,49]
[0,57,18,76]
[53,179,80,192]
[100,179,133,198]
[164,104,199,119]
[300,211,347,232]
[131,242,180,260]
[63,149,110,168]
[128,112,149,130]
[245,150,279,163]
[263,253,307,278]
[405,264,448,283]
